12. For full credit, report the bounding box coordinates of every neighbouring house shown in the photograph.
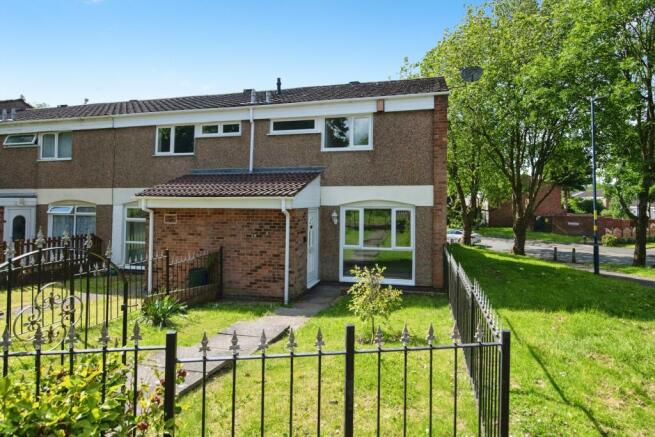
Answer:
[485,185,565,228]
[0,78,449,301]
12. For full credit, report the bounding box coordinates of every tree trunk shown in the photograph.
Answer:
[633,191,649,266]
[512,216,527,255]
[462,211,473,245]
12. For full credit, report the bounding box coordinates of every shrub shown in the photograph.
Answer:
[140,296,187,328]
[347,265,403,340]
[601,234,619,247]
[0,356,176,436]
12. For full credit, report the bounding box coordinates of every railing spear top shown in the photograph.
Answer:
[1,325,11,351]
[65,324,77,348]
[33,325,44,350]
[374,326,384,347]
[4,244,15,259]
[315,328,325,351]
[474,321,484,343]
[287,328,297,353]
[131,322,142,345]
[229,331,240,355]
[451,322,461,343]
[200,332,210,356]
[61,230,71,247]
[426,323,435,346]
[84,233,93,250]
[400,323,410,347]
[98,323,111,346]
[259,330,268,352]
[35,228,45,249]
[104,241,112,260]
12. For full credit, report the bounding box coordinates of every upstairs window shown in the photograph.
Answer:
[323,116,372,151]
[196,122,241,137]
[156,125,195,155]
[270,119,317,134]
[3,134,37,147]
[40,132,72,160]
[48,204,96,236]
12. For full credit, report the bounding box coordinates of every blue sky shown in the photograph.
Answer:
[2,0,480,106]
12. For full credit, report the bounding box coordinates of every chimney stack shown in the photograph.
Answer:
[265,91,271,103]
[276,77,282,95]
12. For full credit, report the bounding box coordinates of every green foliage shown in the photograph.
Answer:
[601,233,619,247]
[0,356,171,436]
[140,296,188,328]
[566,197,604,214]
[347,265,403,339]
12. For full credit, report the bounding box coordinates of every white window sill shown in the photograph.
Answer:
[4,144,38,148]
[321,146,373,152]
[196,133,241,138]
[153,153,195,157]
[268,130,320,136]
[37,158,72,162]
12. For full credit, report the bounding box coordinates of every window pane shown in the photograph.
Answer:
[344,210,360,246]
[174,125,195,153]
[58,132,72,158]
[325,117,350,148]
[222,123,240,133]
[273,120,315,131]
[157,127,171,153]
[363,209,392,248]
[395,210,412,247]
[48,206,74,214]
[202,125,219,134]
[76,215,96,235]
[42,134,56,158]
[126,221,146,242]
[125,243,146,261]
[5,134,36,146]
[343,249,413,280]
[76,206,96,214]
[52,215,74,237]
[353,117,370,146]
[126,208,148,219]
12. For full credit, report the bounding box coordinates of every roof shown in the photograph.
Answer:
[136,168,323,198]
[0,98,32,111]
[5,77,447,123]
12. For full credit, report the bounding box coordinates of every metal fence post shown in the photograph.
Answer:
[571,247,576,264]
[164,331,178,437]
[165,249,171,295]
[121,280,129,364]
[344,324,355,437]
[499,330,511,437]
[553,246,558,261]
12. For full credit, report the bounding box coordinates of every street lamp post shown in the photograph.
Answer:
[591,97,600,274]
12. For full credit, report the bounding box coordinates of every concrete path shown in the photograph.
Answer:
[138,284,342,395]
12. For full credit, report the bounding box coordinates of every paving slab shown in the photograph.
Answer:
[137,284,342,395]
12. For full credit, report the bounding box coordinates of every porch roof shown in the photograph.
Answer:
[136,167,323,199]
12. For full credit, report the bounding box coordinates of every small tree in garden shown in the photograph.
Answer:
[347,265,403,339]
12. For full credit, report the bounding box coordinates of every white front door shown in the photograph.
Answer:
[4,207,36,243]
[306,208,320,288]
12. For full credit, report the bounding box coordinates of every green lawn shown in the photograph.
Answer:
[451,245,655,435]
[601,263,655,280]
[476,227,585,244]
[176,295,478,436]
[615,241,655,249]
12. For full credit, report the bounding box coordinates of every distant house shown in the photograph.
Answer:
[485,185,565,227]
[571,189,609,208]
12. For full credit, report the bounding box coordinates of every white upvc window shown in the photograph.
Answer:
[322,115,373,151]
[269,118,318,135]
[340,206,414,285]
[47,204,96,237]
[124,206,147,261]
[155,125,195,155]
[39,132,72,160]
[3,133,37,147]
[196,121,241,138]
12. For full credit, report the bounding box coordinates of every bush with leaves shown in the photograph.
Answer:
[0,355,179,436]
[601,234,620,247]
[347,265,403,340]
[140,296,187,327]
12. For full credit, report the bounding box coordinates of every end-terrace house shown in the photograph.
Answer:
[0,78,448,302]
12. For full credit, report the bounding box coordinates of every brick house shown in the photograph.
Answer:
[486,185,565,228]
[0,78,449,301]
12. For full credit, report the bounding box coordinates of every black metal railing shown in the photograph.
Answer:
[444,246,511,437]
[0,233,102,263]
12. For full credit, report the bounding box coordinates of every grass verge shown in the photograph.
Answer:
[476,227,585,244]
[451,245,655,435]
[601,263,655,280]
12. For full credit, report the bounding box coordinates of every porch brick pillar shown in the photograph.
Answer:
[432,95,448,289]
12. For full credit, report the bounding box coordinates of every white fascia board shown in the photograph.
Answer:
[0,197,38,207]
[320,185,434,207]
[140,196,295,209]
[0,92,447,135]
[289,177,321,209]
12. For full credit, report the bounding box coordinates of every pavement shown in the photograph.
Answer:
[137,284,343,395]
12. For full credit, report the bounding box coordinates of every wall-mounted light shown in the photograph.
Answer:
[331,210,339,225]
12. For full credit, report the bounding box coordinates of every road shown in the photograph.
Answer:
[480,237,655,266]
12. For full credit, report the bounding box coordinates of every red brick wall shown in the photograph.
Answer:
[151,208,307,300]
[552,214,655,237]
[488,185,565,227]
[433,95,448,289]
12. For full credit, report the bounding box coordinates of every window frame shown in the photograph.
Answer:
[195,121,242,138]
[47,204,96,237]
[321,114,373,152]
[269,118,319,135]
[339,205,415,286]
[124,205,147,263]
[38,132,73,160]
[154,125,196,156]
[3,133,37,147]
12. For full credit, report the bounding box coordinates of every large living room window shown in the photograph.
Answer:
[47,204,96,237]
[156,125,195,155]
[124,206,147,261]
[40,132,72,160]
[341,206,414,284]
[323,115,372,151]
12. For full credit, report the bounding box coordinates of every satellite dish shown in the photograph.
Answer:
[460,66,483,83]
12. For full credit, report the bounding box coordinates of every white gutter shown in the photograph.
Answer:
[281,198,291,305]
[248,107,255,172]
[140,199,155,293]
